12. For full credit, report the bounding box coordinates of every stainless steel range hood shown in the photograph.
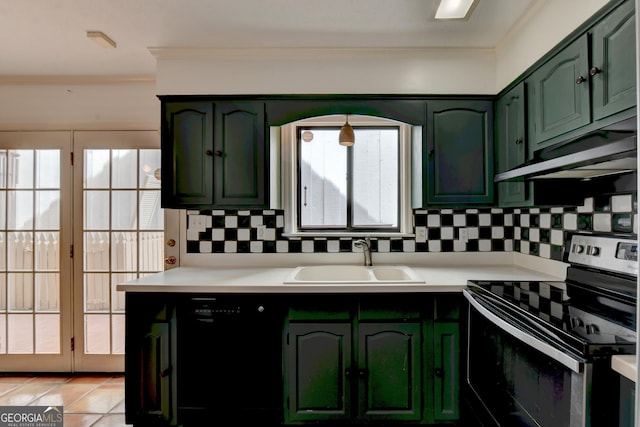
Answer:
[494,128,637,182]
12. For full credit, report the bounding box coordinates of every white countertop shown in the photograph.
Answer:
[117,252,568,293]
[612,355,637,382]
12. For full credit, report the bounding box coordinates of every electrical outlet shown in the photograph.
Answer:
[188,215,207,232]
[256,225,266,240]
[415,226,427,243]
[459,228,469,243]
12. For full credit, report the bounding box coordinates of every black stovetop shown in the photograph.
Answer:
[468,279,568,327]
[467,271,637,358]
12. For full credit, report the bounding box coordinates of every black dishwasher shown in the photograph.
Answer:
[176,294,286,426]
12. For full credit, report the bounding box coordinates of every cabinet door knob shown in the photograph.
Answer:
[575,76,586,84]
[514,138,523,145]
[215,150,223,157]
[205,149,214,156]
[435,368,443,377]
[164,256,177,265]
[589,67,601,76]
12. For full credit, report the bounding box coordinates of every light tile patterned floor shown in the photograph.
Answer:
[0,374,129,426]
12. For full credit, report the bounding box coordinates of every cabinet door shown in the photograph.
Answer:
[425,100,494,205]
[433,322,460,421]
[285,323,352,423]
[140,322,172,422]
[125,296,176,426]
[161,102,214,207]
[496,82,530,206]
[591,0,636,121]
[528,35,590,149]
[214,102,268,207]
[358,322,422,422]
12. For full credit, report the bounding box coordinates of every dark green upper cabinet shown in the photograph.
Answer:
[527,35,591,150]
[160,100,268,209]
[494,83,586,208]
[161,102,214,208]
[527,0,636,152]
[496,82,530,206]
[591,0,636,121]
[213,102,268,208]
[421,100,494,206]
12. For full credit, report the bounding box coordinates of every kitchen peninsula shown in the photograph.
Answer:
[119,252,567,426]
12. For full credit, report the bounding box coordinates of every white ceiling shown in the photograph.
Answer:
[0,0,538,78]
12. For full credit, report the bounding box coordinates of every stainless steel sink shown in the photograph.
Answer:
[283,265,425,284]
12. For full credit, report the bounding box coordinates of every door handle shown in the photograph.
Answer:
[346,368,368,377]
[159,367,172,378]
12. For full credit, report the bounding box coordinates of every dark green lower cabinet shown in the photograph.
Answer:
[433,322,460,421]
[285,321,422,424]
[125,294,460,426]
[618,375,635,427]
[285,323,353,423]
[284,297,461,426]
[358,322,422,422]
[125,295,177,426]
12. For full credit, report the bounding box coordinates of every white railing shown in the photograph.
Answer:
[5,231,163,312]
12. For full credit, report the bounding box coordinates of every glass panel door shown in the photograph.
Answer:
[0,132,72,371]
[0,130,162,372]
[74,131,162,372]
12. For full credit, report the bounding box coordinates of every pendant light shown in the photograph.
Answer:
[339,115,355,146]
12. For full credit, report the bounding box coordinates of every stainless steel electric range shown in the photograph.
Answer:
[464,233,637,427]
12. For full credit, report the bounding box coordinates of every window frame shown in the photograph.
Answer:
[278,115,414,237]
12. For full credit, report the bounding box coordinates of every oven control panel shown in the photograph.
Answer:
[568,234,638,277]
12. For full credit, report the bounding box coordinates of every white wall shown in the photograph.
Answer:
[0,80,159,130]
[153,47,497,95]
[153,1,612,96]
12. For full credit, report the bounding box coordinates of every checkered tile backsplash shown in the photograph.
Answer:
[186,194,637,262]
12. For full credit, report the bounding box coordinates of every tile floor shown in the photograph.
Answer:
[0,374,128,426]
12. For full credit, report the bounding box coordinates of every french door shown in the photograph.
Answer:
[0,130,162,372]
[0,132,73,371]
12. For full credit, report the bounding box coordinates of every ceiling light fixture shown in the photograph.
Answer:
[435,0,478,20]
[339,115,355,146]
[86,31,117,48]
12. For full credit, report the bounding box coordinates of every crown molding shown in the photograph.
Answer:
[148,46,496,60]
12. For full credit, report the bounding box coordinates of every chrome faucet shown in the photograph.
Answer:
[354,237,373,266]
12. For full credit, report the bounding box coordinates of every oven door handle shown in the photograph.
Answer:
[463,289,584,373]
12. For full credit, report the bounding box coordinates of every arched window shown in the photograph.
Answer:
[276,115,417,237]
